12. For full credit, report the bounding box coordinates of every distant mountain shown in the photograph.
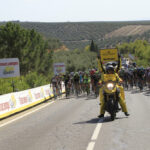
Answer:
[1,21,150,49]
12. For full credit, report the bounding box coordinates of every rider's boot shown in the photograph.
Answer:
[98,114,104,118]
[124,112,130,116]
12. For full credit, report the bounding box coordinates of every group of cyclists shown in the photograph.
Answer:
[50,61,150,99]
[64,69,101,98]
[119,64,150,91]
[50,69,101,99]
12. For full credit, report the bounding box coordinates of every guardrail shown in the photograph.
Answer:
[0,83,65,119]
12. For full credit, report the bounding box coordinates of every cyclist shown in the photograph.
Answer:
[73,72,80,96]
[90,69,96,92]
[137,67,145,90]
[93,70,101,97]
[83,71,91,96]
[51,75,58,99]
[79,71,84,93]
[64,72,71,98]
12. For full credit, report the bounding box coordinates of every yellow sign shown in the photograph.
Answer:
[100,49,118,62]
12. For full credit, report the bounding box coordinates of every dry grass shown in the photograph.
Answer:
[105,25,150,39]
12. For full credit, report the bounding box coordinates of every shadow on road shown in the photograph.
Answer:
[73,115,127,125]
[59,93,97,100]
[130,90,143,94]
[60,93,98,100]
[126,87,150,97]
[74,118,100,125]
[84,93,98,100]
[103,116,128,122]
[143,91,150,96]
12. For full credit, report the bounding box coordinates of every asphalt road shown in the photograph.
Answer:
[0,89,150,150]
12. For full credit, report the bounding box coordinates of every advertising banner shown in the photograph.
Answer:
[0,94,12,115]
[42,85,52,99]
[30,87,45,101]
[53,63,66,75]
[0,58,20,78]
[100,49,118,63]
[13,90,33,109]
[0,83,65,119]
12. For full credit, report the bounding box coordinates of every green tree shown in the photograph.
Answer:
[0,22,59,77]
[117,40,150,67]
[0,22,28,58]
[90,40,96,52]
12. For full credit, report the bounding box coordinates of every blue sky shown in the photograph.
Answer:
[0,0,150,22]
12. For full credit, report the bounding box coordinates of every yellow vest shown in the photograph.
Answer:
[99,73,122,84]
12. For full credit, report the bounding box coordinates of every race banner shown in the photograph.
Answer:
[0,83,65,119]
[0,58,20,78]
[0,94,12,115]
[100,49,118,62]
[53,63,66,75]
[42,84,53,99]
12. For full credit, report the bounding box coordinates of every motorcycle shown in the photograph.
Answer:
[103,80,120,120]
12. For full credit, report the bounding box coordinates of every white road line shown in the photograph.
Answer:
[0,101,55,128]
[86,119,103,150]
[86,142,95,150]
[91,120,102,140]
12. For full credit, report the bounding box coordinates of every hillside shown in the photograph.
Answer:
[105,25,150,38]
[1,21,150,49]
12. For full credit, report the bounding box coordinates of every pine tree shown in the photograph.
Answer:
[0,22,59,76]
[90,40,98,53]
[90,40,95,52]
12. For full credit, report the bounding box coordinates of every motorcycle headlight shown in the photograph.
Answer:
[106,83,114,90]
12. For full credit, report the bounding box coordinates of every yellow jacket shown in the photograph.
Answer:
[97,57,122,84]
[99,73,122,84]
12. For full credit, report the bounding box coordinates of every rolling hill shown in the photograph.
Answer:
[105,25,150,38]
[1,21,150,49]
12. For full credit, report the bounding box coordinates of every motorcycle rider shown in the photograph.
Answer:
[97,54,130,118]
